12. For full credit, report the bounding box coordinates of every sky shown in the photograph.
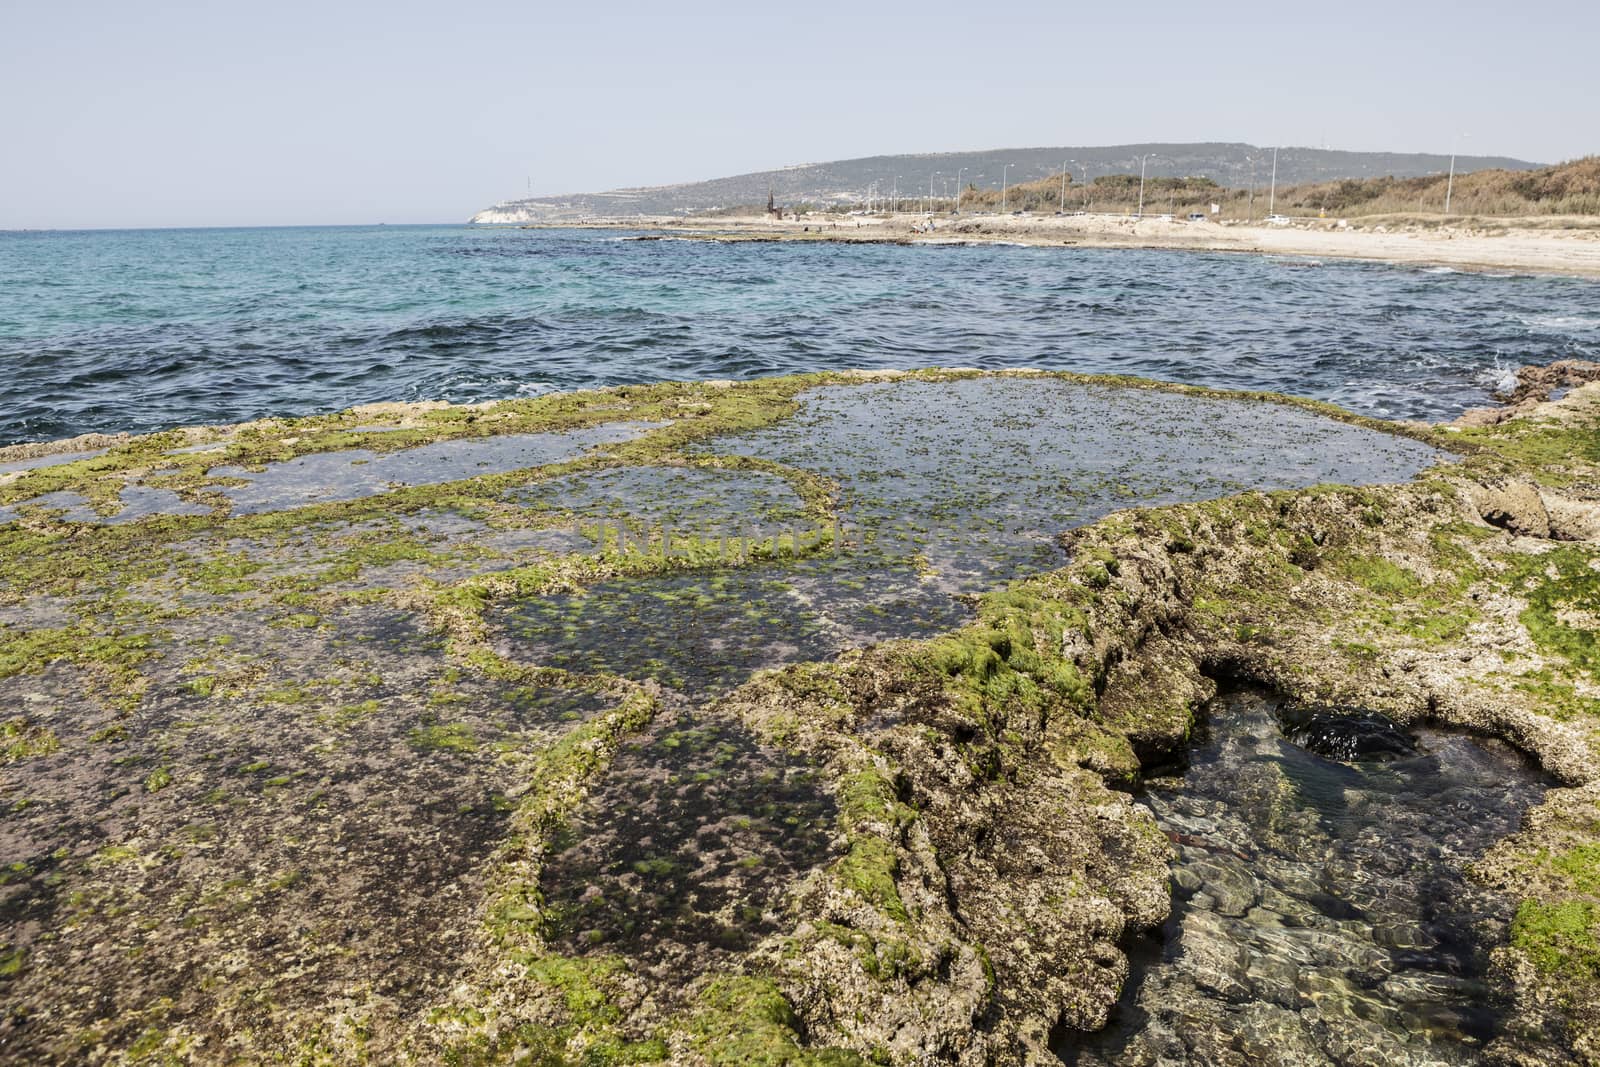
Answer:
[2,0,1596,229]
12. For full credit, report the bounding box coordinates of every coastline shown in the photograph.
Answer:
[509,211,1600,278]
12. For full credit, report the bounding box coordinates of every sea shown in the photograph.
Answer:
[2,223,1599,446]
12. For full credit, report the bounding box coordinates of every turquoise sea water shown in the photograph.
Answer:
[3,224,1599,445]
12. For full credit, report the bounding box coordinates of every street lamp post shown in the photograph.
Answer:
[1002,163,1012,213]
[955,167,965,213]
[1137,154,1152,218]
[1060,158,1069,213]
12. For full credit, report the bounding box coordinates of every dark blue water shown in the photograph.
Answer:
[3,224,1598,445]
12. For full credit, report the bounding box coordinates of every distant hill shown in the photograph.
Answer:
[470,143,1544,222]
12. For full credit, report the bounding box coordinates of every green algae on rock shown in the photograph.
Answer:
[2,368,1598,1065]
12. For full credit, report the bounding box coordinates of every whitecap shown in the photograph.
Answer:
[1519,313,1600,331]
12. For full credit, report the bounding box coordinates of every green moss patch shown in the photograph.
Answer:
[1455,416,1600,486]
[1,718,60,763]
[676,976,866,1066]
[1505,546,1600,680]
[1513,899,1600,979]
[434,954,669,1066]
[408,722,478,753]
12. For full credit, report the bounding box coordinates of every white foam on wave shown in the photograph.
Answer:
[911,239,1035,248]
[1472,359,1521,397]
[1519,313,1600,331]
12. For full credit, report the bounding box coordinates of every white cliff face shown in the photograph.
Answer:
[469,204,540,224]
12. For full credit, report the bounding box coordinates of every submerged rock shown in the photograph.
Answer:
[1274,701,1420,762]
[1059,689,1549,1066]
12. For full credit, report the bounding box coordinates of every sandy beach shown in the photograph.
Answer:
[530,211,1600,277]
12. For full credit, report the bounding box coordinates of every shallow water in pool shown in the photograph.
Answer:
[1058,689,1552,1067]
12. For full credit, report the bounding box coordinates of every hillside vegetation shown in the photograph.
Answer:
[1274,157,1600,217]
[930,157,1600,220]
[951,174,1224,216]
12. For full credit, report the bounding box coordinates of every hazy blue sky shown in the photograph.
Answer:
[3,0,1595,228]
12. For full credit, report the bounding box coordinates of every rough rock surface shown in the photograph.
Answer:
[1456,359,1600,426]
[1,369,1597,1064]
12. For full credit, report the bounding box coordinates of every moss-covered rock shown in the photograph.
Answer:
[3,368,1598,1063]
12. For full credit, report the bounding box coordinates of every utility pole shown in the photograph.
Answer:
[1269,146,1278,215]
[1002,163,1012,213]
[1060,158,1069,212]
[955,167,965,213]
[1444,134,1467,215]
[1247,155,1257,222]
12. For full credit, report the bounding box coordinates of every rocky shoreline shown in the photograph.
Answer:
[1,368,1597,1064]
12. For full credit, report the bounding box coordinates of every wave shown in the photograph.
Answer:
[1518,313,1600,331]
[4,224,1599,444]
